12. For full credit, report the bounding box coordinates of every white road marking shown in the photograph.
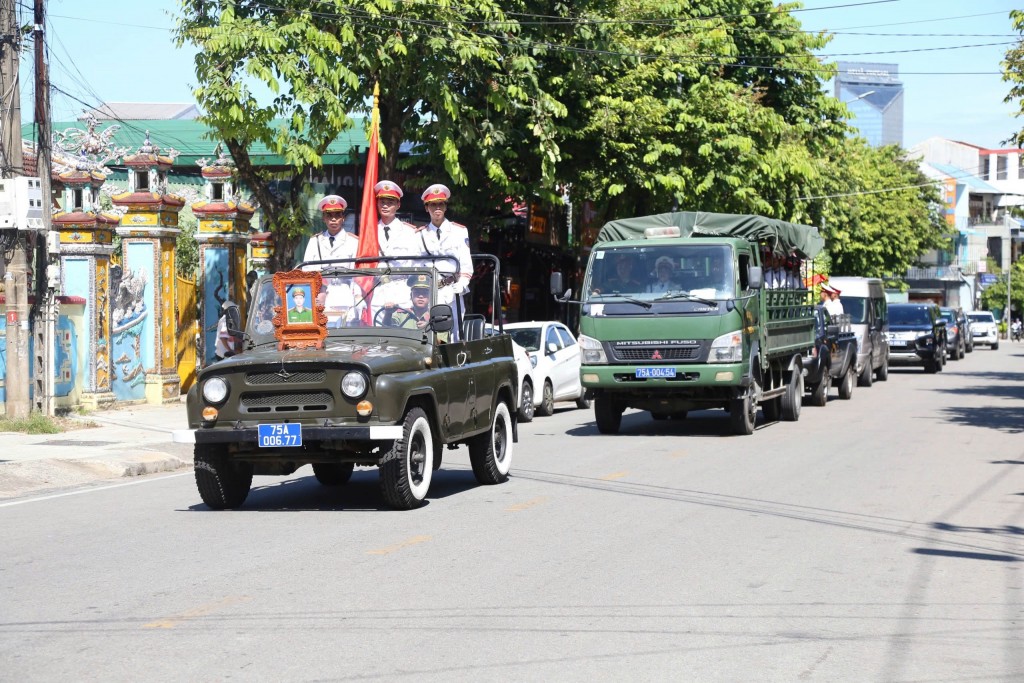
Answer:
[0,471,193,508]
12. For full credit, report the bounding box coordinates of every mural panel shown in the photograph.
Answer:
[203,246,230,365]
[111,242,152,401]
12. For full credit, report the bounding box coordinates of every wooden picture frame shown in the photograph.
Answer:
[272,270,328,350]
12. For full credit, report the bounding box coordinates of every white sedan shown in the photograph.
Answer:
[504,321,590,416]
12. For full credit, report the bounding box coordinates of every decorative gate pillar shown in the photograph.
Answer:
[249,231,275,276]
[191,149,254,365]
[53,154,119,410]
[111,133,185,404]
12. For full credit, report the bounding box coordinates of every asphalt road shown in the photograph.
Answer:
[2,344,1023,681]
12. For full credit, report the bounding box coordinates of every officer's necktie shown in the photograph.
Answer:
[328,235,335,247]
[436,227,442,242]
[383,225,390,240]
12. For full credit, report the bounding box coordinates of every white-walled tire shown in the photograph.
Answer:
[468,400,513,484]
[379,407,433,510]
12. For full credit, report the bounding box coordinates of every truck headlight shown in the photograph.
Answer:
[708,331,743,363]
[578,334,608,364]
[202,377,229,404]
[341,371,368,399]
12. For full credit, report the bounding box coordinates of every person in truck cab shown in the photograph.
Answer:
[604,254,645,293]
[646,256,681,294]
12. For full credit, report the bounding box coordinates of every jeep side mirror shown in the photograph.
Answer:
[550,272,564,295]
[428,304,454,333]
[748,266,763,290]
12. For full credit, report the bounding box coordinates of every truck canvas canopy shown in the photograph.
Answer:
[596,211,825,259]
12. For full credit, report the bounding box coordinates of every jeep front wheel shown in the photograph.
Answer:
[194,444,253,510]
[379,407,433,510]
[468,400,513,485]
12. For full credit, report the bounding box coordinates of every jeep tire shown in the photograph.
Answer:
[313,462,354,486]
[194,444,253,510]
[379,407,433,510]
[468,400,513,485]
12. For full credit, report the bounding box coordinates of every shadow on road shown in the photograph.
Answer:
[185,467,481,512]
[912,547,1019,562]
[938,405,1024,434]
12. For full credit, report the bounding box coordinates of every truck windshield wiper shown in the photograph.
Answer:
[656,292,718,307]
[589,293,652,309]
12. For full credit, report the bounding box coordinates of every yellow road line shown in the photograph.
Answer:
[367,534,433,555]
[506,496,548,512]
[143,595,251,629]
[600,471,629,481]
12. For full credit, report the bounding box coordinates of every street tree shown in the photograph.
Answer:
[818,140,948,278]
[980,258,1024,320]
[174,0,561,268]
[1003,9,1024,146]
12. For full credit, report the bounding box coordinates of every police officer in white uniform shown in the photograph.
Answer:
[372,180,426,320]
[302,194,360,327]
[418,184,472,306]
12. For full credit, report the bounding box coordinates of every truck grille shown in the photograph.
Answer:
[614,347,699,361]
[246,370,327,385]
[240,391,334,413]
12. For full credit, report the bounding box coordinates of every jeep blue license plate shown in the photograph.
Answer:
[636,367,676,379]
[258,423,302,447]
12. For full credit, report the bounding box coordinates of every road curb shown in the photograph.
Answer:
[0,452,192,499]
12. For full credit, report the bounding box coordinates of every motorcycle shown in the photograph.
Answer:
[1013,325,1023,342]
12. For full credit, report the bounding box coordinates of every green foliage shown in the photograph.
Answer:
[1003,10,1024,146]
[0,412,61,434]
[176,207,199,279]
[818,141,948,278]
[980,259,1024,318]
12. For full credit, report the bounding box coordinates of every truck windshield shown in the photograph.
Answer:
[585,245,734,302]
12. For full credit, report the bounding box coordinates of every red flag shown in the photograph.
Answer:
[356,83,381,323]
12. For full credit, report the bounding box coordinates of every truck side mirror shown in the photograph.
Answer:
[550,271,564,295]
[428,304,454,333]
[748,266,763,290]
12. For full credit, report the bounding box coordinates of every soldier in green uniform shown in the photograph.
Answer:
[382,275,432,330]
[287,287,314,323]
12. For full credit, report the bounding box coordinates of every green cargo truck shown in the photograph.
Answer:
[576,212,825,436]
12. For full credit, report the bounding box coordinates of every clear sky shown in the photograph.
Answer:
[16,0,1024,150]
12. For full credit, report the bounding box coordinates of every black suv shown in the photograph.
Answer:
[887,303,947,373]
[939,307,967,360]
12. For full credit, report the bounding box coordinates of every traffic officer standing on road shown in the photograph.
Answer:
[303,194,357,265]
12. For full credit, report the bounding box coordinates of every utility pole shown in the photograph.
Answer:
[0,0,29,419]
[32,0,54,415]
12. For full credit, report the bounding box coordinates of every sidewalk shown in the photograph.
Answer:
[0,402,193,499]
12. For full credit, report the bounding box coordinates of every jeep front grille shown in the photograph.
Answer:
[246,370,327,385]
[240,391,334,413]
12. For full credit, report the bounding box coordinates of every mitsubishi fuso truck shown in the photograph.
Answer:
[576,211,825,436]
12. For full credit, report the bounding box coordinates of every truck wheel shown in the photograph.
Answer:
[595,396,623,434]
[313,462,354,486]
[729,395,756,435]
[468,400,513,485]
[194,444,253,510]
[575,394,592,410]
[651,411,669,421]
[993,340,999,350]
[379,407,433,510]
[536,381,555,417]
[876,358,888,381]
[858,362,873,387]
[808,378,828,407]
[838,366,855,400]
[518,380,535,423]
[761,396,782,422]
[782,371,802,421]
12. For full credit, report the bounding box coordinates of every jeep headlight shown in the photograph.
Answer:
[341,371,368,399]
[709,331,743,363]
[578,334,608,364]
[202,376,229,404]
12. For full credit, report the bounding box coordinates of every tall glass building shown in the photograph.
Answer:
[835,62,904,148]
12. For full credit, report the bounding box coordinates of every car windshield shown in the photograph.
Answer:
[889,306,932,325]
[247,267,438,337]
[508,328,542,352]
[842,297,868,324]
[940,310,956,323]
[967,313,994,323]
[584,244,734,301]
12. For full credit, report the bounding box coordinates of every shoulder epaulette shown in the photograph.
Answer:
[450,222,467,230]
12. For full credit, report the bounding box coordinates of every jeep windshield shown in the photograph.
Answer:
[247,266,439,343]
[584,245,734,304]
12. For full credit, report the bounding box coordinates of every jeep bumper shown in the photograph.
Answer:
[172,424,404,444]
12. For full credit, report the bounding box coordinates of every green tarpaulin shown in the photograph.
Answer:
[597,211,825,259]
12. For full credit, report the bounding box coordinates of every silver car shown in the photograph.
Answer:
[967,311,999,350]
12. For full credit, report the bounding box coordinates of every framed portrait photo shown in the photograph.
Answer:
[272,270,328,350]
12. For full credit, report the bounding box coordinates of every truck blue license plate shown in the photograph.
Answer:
[636,367,676,379]
[258,423,302,447]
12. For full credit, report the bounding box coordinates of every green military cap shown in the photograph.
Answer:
[407,274,431,290]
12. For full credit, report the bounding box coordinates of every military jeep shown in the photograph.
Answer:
[172,256,519,510]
